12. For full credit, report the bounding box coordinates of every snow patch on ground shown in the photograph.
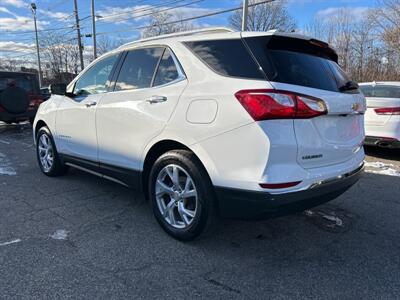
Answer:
[50,229,68,240]
[365,161,400,177]
[321,214,343,226]
[0,239,21,246]
[0,152,16,176]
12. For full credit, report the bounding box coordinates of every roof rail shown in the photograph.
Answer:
[118,27,235,49]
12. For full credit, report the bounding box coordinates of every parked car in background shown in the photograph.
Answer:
[40,87,51,101]
[33,28,365,240]
[0,71,44,124]
[359,82,400,148]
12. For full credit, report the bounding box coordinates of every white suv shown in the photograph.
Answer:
[33,28,365,240]
[359,82,400,148]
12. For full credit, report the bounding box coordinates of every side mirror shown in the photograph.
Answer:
[49,83,67,95]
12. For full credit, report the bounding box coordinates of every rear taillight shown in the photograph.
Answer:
[234,89,327,120]
[29,95,44,107]
[374,107,400,115]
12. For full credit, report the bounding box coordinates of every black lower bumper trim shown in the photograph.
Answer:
[215,165,364,220]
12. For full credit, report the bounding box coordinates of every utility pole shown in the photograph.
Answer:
[31,3,43,87]
[91,0,97,59]
[73,0,84,70]
[241,0,249,31]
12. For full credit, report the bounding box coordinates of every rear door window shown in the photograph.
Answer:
[115,47,164,91]
[184,39,264,80]
[153,49,181,86]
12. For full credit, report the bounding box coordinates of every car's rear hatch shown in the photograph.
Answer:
[243,33,365,169]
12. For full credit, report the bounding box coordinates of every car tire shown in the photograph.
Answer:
[149,150,216,241]
[36,127,68,177]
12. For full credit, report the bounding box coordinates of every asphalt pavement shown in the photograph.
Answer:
[0,122,399,299]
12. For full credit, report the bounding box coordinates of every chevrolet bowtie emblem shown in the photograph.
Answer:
[352,103,360,111]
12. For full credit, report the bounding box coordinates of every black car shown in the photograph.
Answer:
[0,71,44,124]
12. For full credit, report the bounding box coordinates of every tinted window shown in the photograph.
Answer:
[360,85,400,98]
[184,39,264,79]
[267,50,339,91]
[244,36,353,93]
[359,85,373,97]
[0,74,36,93]
[153,49,180,86]
[74,54,118,95]
[115,47,164,91]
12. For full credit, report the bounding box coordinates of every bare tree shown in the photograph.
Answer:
[229,0,295,32]
[304,5,400,82]
[96,36,124,56]
[0,58,20,71]
[141,11,194,38]
[39,32,80,84]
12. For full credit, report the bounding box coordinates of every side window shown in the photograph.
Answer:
[115,47,164,91]
[184,39,264,79]
[153,49,180,86]
[74,54,118,96]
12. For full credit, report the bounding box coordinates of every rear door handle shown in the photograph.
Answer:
[146,95,167,104]
[85,101,97,108]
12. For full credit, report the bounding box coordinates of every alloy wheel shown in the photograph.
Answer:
[155,164,198,229]
[38,133,54,172]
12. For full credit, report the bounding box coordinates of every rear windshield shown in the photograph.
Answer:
[244,36,354,93]
[360,85,400,98]
[0,73,39,94]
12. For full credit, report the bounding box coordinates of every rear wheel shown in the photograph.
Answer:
[149,150,216,241]
[36,127,68,176]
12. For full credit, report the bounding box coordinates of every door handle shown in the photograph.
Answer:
[146,95,167,104]
[85,101,97,108]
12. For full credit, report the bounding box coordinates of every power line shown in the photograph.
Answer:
[95,0,191,21]
[93,0,205,26]
[5,25,75,36]
[96,0,275,36]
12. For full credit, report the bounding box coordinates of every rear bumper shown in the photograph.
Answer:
[215,164,364,219]
[0,110,36,122]
[364,136,400,149]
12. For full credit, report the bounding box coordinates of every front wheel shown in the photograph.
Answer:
[36,127,68,176]
[149,150,216,241]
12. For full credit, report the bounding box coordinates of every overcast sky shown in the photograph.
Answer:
[0,0,378,59]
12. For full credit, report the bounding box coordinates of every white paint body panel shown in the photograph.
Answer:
[96,80,188,170]
[55,94,103,161]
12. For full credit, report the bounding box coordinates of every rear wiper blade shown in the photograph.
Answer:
[339,80,359,92]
